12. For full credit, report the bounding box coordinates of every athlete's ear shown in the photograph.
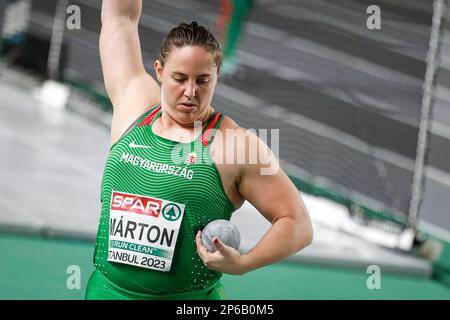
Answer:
[154,60,163,83]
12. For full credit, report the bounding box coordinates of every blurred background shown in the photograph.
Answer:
[0,0,449,299]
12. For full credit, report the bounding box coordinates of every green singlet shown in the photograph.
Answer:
[85,105,235,300]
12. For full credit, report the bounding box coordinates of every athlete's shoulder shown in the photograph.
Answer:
[214,114,263,154]
[216,114,242,132]
[217,115,261,140]
[110,102,160,147]
[219,114,277,166]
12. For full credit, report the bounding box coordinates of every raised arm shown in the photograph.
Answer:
[100,0,160,109]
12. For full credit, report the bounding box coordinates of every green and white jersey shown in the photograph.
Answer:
[93,105,236,294]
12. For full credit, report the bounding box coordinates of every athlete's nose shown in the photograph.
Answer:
[184,81,196,100]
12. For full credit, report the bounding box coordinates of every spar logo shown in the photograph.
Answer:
[111,191,162,217]
[162,203,182,222]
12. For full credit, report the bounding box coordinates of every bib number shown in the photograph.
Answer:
[107,190,185,272]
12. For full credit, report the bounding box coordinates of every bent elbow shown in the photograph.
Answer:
[297,220,313,251]
[305,226,314,247]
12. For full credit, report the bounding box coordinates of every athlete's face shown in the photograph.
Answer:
[154,46,218,124]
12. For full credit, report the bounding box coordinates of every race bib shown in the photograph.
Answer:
[107,190,185,272]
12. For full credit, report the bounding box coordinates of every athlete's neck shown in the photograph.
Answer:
[159,106,214,131]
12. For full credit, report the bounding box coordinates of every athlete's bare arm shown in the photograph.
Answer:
[234,131,313,273]
[100,0,160,145]
[196,125,313,275]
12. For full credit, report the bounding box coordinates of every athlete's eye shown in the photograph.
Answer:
[196,78,209,85]
[173,77,185,83]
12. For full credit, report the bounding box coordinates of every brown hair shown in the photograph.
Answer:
[159,21,222,74]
